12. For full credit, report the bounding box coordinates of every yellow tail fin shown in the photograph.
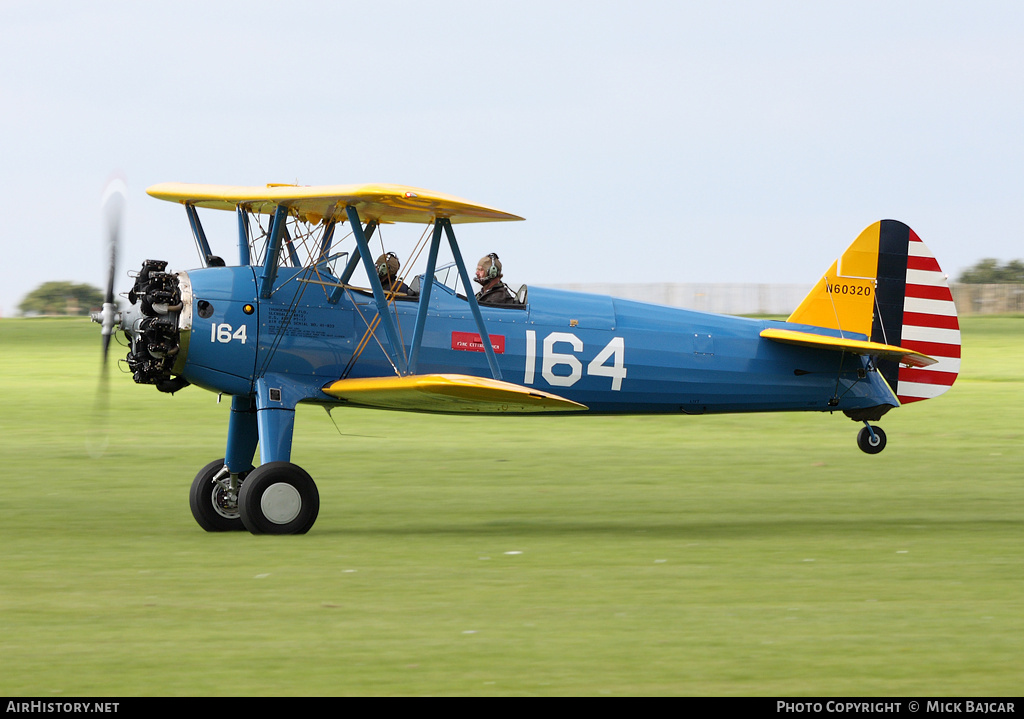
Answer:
[787,220,961,404]
[787,222,881,337]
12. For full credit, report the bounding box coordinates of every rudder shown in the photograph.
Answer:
[886,222,961,403]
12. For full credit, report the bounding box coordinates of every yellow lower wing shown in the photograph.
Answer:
[322,374,588,414]
[760,328,936,368]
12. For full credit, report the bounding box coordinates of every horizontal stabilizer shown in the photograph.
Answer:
[760,328,937,368]
[322,374,588,414]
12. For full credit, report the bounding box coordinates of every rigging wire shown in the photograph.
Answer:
[243,209,422,383]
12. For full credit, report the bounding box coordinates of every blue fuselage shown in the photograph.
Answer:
[177,266,892,416]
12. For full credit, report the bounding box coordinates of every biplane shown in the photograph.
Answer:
[93,182,960,535]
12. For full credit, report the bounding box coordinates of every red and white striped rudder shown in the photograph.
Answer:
[893,228,960,403]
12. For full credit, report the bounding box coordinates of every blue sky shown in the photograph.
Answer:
[2,1,1022,315]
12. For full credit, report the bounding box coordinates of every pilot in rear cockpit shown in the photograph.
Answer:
[474,253,517,305]
[376,252,412,296]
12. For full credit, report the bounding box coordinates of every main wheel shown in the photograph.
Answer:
[857,426,887,454]
[237,462,319,535]
[189,459,246,532]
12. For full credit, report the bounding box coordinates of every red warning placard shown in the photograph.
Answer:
[451,331,505,353]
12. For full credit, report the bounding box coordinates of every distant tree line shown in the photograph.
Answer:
[18,281,104,317]
[957,259,1024,284]
[12,261,1024,317]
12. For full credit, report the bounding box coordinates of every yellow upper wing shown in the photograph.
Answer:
[146,182,524,225]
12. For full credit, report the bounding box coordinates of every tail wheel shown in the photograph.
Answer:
[238,462,319,535]
[857,426,887,454]
[189,459,246,532]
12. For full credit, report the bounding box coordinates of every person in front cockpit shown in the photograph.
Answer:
[376,252,412,296]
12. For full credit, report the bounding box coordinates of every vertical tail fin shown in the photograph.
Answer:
[788,220,960,403]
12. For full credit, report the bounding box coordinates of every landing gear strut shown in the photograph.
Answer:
[857,424,887,454]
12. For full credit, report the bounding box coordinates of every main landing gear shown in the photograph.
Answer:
[189,460,320,534]
[857,424,887,454]
[238,462,319,535]
[189,459,245,532]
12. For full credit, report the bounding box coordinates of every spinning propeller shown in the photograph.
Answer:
[96,177,127,364]
[88,177,127,458]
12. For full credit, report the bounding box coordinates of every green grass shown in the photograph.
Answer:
[1,316,1022,696]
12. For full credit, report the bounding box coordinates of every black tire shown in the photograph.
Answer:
[857,426,887,454]
[189,459,245,532]
[237,462,319,535]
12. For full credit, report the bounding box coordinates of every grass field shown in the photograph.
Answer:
[0,316,1021,696]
